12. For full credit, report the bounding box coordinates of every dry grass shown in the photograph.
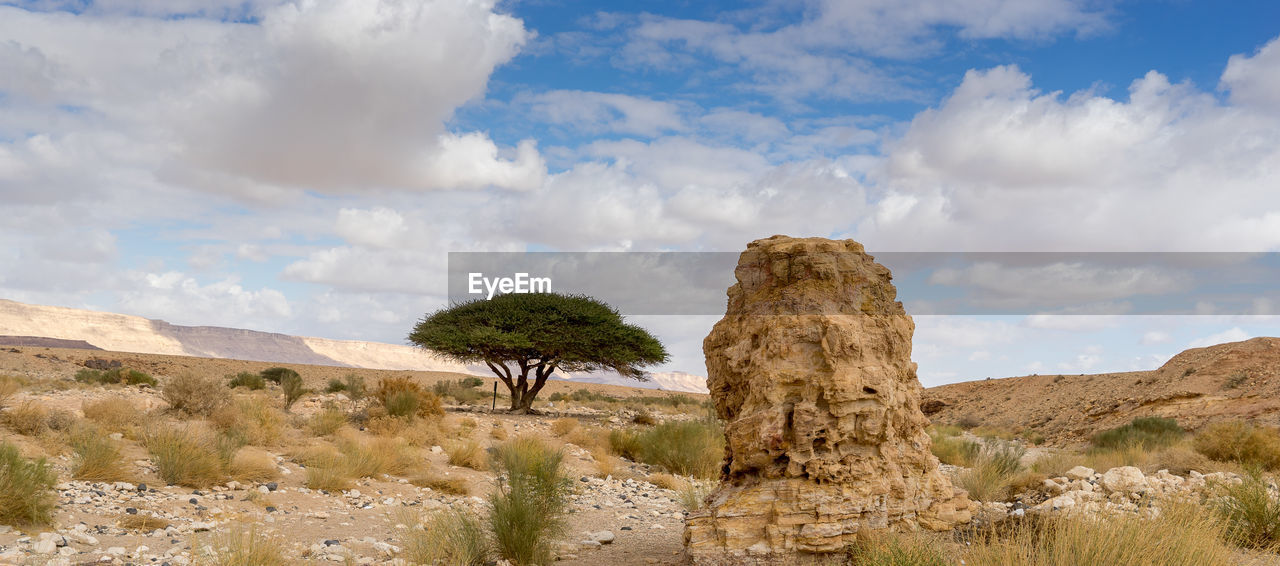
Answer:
[409,474,471,495]
[963,502,1232,565]
[608,419,724,479]
[196,526,288,566]
[373,377,443,419]
[446,438,489,471]
[336,432,416,478]
[118,512,171,531]
[211,396,289,446]
[930,433,980,467]
[82,397,145,437]
[0,441,57,527]
[0,374,20,409]
[648,472,687,491]
[307,406,348,437]
[4,401,75,436]
[550,417,579,437]
[401,508,489,566]
[846,533,949,566]
[163,373,228,416]
[1214,470,1280,550]
[592,454,632,479]
[956,440,1025,502]
[70,426,131,482]
[1194,420,1280,470]
[146,426,225,488]
[677,482,712,513]
[304,455,353,492]
[490,423,509,440]
[564,424,609,455]
[228,447,280,483]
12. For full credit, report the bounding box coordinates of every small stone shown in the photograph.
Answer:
[188,498,199,505]
[107,546,127,556]
[126,507,138,514]
[324,540,340,546]
[590,531,615,544]
[265,506,277,513]
[34,538,58,554]
[266,482,278,492]
[137,483,148,492]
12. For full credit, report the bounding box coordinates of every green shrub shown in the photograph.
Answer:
[308,406,348,437]
[75,367,157,387]
[1092,417,1184,451]
[1223,372,1250,390]
[228,372,265,390]
[281,372,307,412]
[608,419,723,479]
[259,367,299,385]
[1215,469,1280,549]
[342,374,366,401]
[1193,420,1280,470]
[957,439,1026,502]
[489,437,570,566]
[0,441,57,527]
[931,433,981,467]
[403,508,489,566]
[433,379,487,404]
[460,377,485,388]
[162,374,227,416]
[325,378,346,393]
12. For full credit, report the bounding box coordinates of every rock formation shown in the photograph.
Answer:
[684,236,972,563]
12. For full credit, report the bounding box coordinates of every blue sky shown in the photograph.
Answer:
[1,0,1279,387]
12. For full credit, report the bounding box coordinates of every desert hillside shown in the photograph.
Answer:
[922,337,1280,444]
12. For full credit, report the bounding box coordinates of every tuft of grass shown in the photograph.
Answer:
[490,423,509,440]
[146,427,225,488]
[489,437,570,566]
[163,373,228,416]
[931,432,981,467]
[82,397,145,437]
[227,372,265,390]
[75,367,157,387]
[336,433,415,478]
[846,534,949,566]
[446,438,489,471]
[550,418,578,437]
[956,439,1025,502]
[304,454,352,492]
[1223,371,1250,390]
[963,502,1232,565]
[211,397,288,446]
[410,474,471,495]
[433,379,488,404]
[280,372,308,412]
[608,419,723,479]
[196,526,287,566]
[70,426,131,482]
[677,482,711,513]
[374,377,443,419]
[228,447,280,483]
[1193,420,1280,470]
[1214,469,1280,550]
[402,508,489,566]
[648,472,686,491]
[308,405,348,437]
[0,441,57,527]
[118,513,171,531]
[3,401,53,435]
[341,374,366,401]
[1092,417,1184,451]
[631,407,657,425]
[0,374,21,409]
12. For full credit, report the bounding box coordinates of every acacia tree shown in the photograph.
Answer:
[408,292,668,413]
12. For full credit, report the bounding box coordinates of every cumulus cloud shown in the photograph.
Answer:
[1222,35,1280,113]
[118,271,292,329]
[520,90,686,137]
[1188,327,1252,349]
[929,262,1188,308]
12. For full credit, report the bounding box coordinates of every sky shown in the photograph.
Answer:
[1,0,1280,387]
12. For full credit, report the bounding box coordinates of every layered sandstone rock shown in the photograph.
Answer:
[684,236,972,563]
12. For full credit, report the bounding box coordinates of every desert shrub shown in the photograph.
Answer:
[592,453,628,479]
[336,433,415,478]
[931,433,981,467]
[259,367,298,385]
[491,423,509,440]
[677,482,711,513]
[957,414,983,429]
[0,441,57,526]
[211,397,288,447]
[146,427,224,488]
[227,372,265,390]
[1223,372,1250,390]
[846,534,949,566]
[75,367,157,387]
[550,418,578,437]
[3,401,52,435]
[342,374,366,401]
[963,502,1231,565]
[70,426,130,482]
[325,378,346,393]
[609,419,724,479]
[549,388,617,405]
[228,447,280,483]
[957,440,1026,502]
[1092,417,1184,451]
[648,472,686,491]
[0,375,22,408]
[631,407,657,425]
[446,438,489,471]
[280,372,307,412]
[374,377,443,419]
[196,526,287,566]
[402,508,489,566]
[82,397,144,436]
[304,453,352,492]
[308,406,348,437]
[433,379,487,404]
[1030,451,1085,477]
[410,474,470,495]
[489,437,570,566]
[163,373,227,416]
[1214,469,1280,549]
[1194,420,1280,470]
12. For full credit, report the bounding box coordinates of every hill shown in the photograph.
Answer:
[922,337,1280,445]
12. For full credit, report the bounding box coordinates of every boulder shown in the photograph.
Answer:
[684,236,972,564]
[1101,466,1148,495]
[1064,466,1095,481]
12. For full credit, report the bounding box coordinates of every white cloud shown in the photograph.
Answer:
[1222,35,1280,114]
[1023,314,1122,331]
[119,271,292,329]
[335,208,408,249]
[1188,327,1252,349]
[968,350,991,361]
[930,262,1187,307]
[1141,330,1172,345]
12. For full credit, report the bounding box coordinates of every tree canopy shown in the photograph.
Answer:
[408,292,668,412]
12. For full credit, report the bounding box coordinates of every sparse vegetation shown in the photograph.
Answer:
[228,447,280,483]
[1223,371,1250,390]
[280,371,307,412]
[70,426,131,482]
[1214,469,1280,550]
[212,397,289,446]
[631,406,657,425]
[550,418,578,437]
[956,439,1026,502]
[446,438,489,471]
[1193,420,1280,470]
[308,405,348,437]
[162,373,227,415]
[957,414,983,429]
[433,378,488,404]
[82,397,145,436]
[489,437,570,566]
[374,377,443,419]
[0,374,22,408]
[146,427,224,488]
[677,482,711,513]
[0,441,57,527]
[930,432,981,467]
[75,367,157,387]
[608,419,724,479]
[259,367,299,385]
[410,474,470,495]
[845,534,949,566]
[118,512,171,532]
[402,508,489,566]
[196,526,287,566]
[3,400,67,435]
[227,372,266,390]
[1092,417,1184,451]
[335,432,415,478]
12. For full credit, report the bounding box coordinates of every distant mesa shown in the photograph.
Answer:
[0,335,102,350]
